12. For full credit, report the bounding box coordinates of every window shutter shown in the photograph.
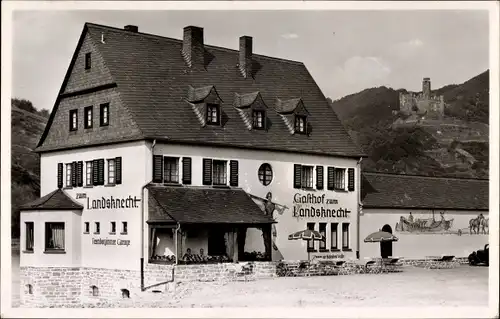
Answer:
[230,160,239,187]
[71,161,77,187]
[293,164,302,189]
[98,159,105,185]
[57,163,63,189]
[316,166,324,190]
[93,159,99,186]
[348,168,355,191]
[77,161,83,187]
[202,158,212,185]
[327,167,335,190]
[182,157,192,185]
[152,155,163,183]
[115,157,122,185]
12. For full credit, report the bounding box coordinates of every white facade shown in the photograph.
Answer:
[22,139,361,271]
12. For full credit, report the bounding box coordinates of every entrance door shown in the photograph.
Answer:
[380,224,393,258]
[208,228,226,256]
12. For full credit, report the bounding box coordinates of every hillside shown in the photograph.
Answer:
[11,99,48,237]
[329,70,489,179]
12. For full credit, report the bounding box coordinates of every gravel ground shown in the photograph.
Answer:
[12,247,488,308]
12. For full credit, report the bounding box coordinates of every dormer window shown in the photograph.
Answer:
[295,115,307,134]
[252,110,265,129]
[206,104,220,125]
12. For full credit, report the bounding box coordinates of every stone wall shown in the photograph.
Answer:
[20,262,277,307]
[20,267,82,307]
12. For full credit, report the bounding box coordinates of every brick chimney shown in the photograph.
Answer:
[239,36,253,78]
[182,26,204,68]
[422,77,431,99]
[124,25,139,32]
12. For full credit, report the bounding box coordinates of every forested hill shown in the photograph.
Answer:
[328,70,489,179]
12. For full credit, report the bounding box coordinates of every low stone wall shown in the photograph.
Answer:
[20,262,277,307]
[20,267,82,307]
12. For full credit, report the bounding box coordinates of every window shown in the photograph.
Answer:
[26,284,33,294]
[91,285,99,297]
[301,166,314,188]
[121,222,128,235]
[307,223,315,251]
[110,222,116,234]
[107,159,115,185]
[69,109,78,131]
[342,223,350,250]
[86,161,93,186]
[258,163,273,186]
[100,103,109,126]
[334,168,346,190]
[319,223,327,250]
[163,157,179,183]
[94,222,100,234]
[212,160,227,185]
[206,104,220,125]
[331,223,338,250]
[252,111,265,129]
[25,222,34,252]
[84,222,90,234]
[66,164,72,187]
[295,115,306,134]
[84,106,93,129]
[85,52,91,70]
[45,222,65,251]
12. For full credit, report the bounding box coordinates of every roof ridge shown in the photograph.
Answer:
[363,171,489,182]
[37,189,60,208]
[85,22,304,66]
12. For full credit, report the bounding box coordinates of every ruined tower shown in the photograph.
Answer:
[422,77,431,100]
[399,77,445,120]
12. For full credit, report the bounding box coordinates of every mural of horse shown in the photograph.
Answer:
[469,214,486,235]
[479,218,489,234]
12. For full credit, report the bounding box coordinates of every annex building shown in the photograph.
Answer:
[19,23,365,306]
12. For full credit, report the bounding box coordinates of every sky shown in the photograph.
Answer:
[12,9,489,111]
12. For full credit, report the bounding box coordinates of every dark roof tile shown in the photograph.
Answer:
[64,23,364,158]
[362,173,489,211]
[147,185,275,224]
[19,189,83,211]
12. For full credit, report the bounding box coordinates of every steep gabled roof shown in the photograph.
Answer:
[19,189,83,211]
[37,23,364,158]
[362,172,489,211]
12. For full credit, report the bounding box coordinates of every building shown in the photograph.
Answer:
[19,23,365,306]
[360,172,489,260]
[399,77,445,119]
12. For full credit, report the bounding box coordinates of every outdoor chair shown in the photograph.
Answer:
[364,258,381,274]
[383,257,402,273]
[334,260,350,275]
[234,262,256,281]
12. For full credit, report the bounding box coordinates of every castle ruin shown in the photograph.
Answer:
[399,77,445,119]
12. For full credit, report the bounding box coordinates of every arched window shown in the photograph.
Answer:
[91,285,99,296]
[121,288,130,299]
[258,164,273,186]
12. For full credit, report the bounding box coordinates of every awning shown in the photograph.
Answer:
[147,185,275,224]
[19,189,83,211]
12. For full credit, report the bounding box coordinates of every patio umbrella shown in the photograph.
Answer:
[364,231,398,243]
[288,229,325,260]
[364,230,399,260]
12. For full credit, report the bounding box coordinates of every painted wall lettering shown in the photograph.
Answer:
[92,238,131,246]
[86,196,141,210]
[292,193,349,219]
[311,253,345,260]
[76,193,87,199]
